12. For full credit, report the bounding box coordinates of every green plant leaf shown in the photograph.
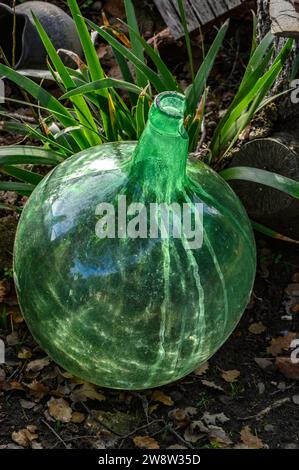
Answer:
[33,12,101,147]
[60,77,149,100]
[220,166,299,199]
[0,202,21,213]
[67,0,111,136]
[0,63,88,150]
[119,19,179,91]
[251,220,299,244]
[2,166,43,186]
[86,20,166,93]
[177,0,194,80]
[211,38,293,159]
[0,181,34,196]
[124,0,148,88]
[0,146,63,166]
[186,21,229,114]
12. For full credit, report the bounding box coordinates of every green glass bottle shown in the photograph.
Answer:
[14,92,256,390]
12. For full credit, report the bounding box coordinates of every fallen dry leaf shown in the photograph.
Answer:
[151,389,174,406]
[240,426,264,449]
[71,411,86,424]
[26,358,50,373]
[249,322,266,334]
[209,426,233,448]
[10,310,24,324]
[70,382,105,403]
[148,403,159,414]
[276,357,299,380]
[133,436,160,449]
[47,398,72,423]
[26,380,49,400]
[254,357,274,370]
[201,380,224,392]
[203,412,230,426]
[18,348,32,360]
[285,283,299,296]
[194,362,209,376]
[168,408,190,428]
[291,303,299,314]
[221,369,240,383]
[6,331,19,346]
[11,426,38,448]
[9,381,24,391]
[19,399,36,410]
[267,332,297,356]
[184,420,208,443]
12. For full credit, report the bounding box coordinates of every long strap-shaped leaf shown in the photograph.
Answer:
[0,181,34,196]
[67,0,111,137]
[0,63,88,150]
[33,13,101,147]
[0,146,63,165]
[118,19,179,91]
[251,221,299,244]
[185,21,229,115]
[0,202,21,213]
[124,0,148,89]
[60,78,150,100]
[220,166,299,199]
[2,166,43,186]
[85,19,167,93]
[221,166,299,244]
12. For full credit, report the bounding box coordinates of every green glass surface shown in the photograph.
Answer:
[14,92,256,390]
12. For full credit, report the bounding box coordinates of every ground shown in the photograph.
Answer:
[0,0,299,451]
[0,229,299,450]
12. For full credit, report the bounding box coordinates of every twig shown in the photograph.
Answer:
[130,392,150,422]
[167,425,195,450]
[80,402,124,437]
[41,418,68,449]
[238,397,290,421]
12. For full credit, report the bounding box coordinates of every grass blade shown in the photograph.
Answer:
[220,166,299,199]
[251,220,299,244]
[186,21,229,114]
[61,77,150,100]
[124,0,148,88]
[0,181,34,196]
[2,166,43,186]
[33,13,101,147]
[177,0,194,80]
[86,19,167,92]
[0,63,88,150]
[119,20,179,91]
[0,146,63,165]
[67,0,110,136]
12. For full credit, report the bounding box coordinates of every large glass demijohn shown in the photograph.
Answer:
[14,92,256,390]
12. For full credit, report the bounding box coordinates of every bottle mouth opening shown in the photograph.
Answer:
[154,92,186,119]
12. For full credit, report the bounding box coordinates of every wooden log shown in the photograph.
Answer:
[270,0,299,38]
[229,134,299,238]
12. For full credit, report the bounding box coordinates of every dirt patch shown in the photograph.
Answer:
[0,214,298,449]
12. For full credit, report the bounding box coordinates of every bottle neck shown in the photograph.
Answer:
[130,92,189,201]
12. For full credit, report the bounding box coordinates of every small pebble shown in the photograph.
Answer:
[281,315,293,321]
[292,395,299,405]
